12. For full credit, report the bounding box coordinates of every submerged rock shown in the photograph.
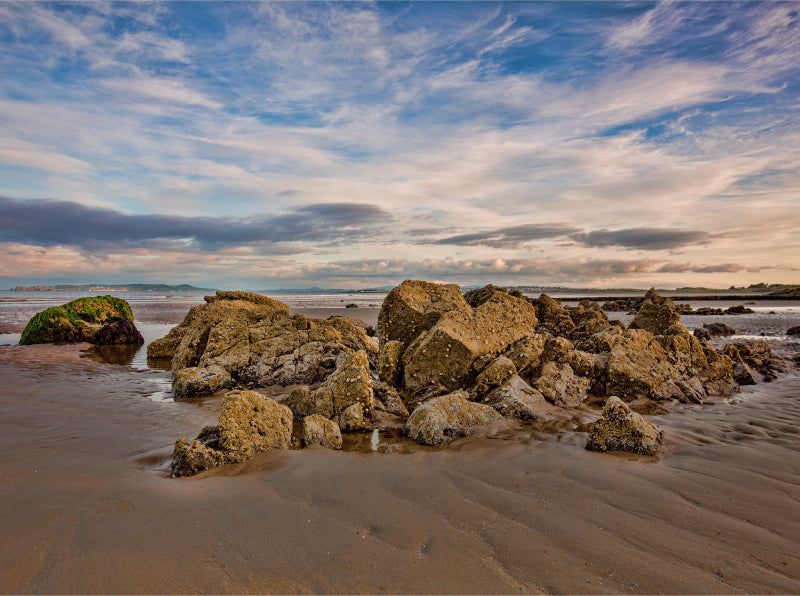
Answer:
[586,396,663,456]
[20,295,143,346]
[405,390,501,445]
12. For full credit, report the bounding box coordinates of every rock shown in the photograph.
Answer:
[655,326,738,398]
[693,327,712,341]
[172,365,233,399]
[339,402,366,431]
[147,304,206,359]
[282,385,334,420]
[533,294,575,336]
[605,329,683,401]
[629,290,680,335]
[484,374,547,419]
[151,290,378,399]
[19,295,143,346]
[732,362,757,386]
[502,335,547,377]
[541,336,574,365]
[405,390,501,445]
[302,415,343,449]
[463,284,524,307]
[473,356,517,396]
[377,280,468,349]
[787,325,800,336]
[377,340,404,385]
[723,340,790,382]
[534,361,591,407]
[171,390,293,476]
[675,377,707,404]
[373,381,409,417]
[698,322,736,338]
[586,396,663,456]
[724,305,754,315]
[402,290,538,393]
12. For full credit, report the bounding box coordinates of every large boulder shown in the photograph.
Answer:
[586,396,663,456]
[171,389,293,476]
[402,291,538,393]
[377,339,405,385]
[655,326,738,396]
[19,295,143,346]
[151,290,377,399]
[377,280,468,349]
[723,341,791,382]
[533,294,575,337]
[629,289,680,335]
[405,390,502,445]
[463,284,525,307]
[605,329,683,401]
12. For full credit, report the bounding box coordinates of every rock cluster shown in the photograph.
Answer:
[155,283,781,476]
[20,295,143,346]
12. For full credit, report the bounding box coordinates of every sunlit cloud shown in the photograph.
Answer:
[0,1,798,288]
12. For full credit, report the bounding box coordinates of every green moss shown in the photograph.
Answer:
[19,295,136,345]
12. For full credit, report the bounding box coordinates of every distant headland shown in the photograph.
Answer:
[11,283,215,292]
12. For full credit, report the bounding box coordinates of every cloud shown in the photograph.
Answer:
[0,196,390,252]
[572,228,711,251]
[433,224,579,248]
[656,262,763,274]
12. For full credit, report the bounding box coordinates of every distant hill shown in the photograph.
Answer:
[12,283,215,292]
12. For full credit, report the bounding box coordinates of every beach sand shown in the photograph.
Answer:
[1,299,799,593]
[1,340,799,594]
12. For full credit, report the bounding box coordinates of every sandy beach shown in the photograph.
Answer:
[0,297,798,594]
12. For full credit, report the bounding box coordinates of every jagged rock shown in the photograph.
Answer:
[586,396,663,456]
[732,362,757,385]
[696,323,736,338]
[533,294,575,336]
[693,327,712,342]
[402,290,538,393]
[463,284,524,307]
[723,340,790,382]
[283,350,373,419]
[606,329,683,401]
[656,326,738,397]
[377,280,468,349]
[534,361,591,407]
[473,356,517,396]
[282,385,334,420]
[150,290,378,399]
[629,290,680,335]
[484,374,547,419]
[377,339,404,385]
[567,301,611,338]
[502,335,547,377]
[339,402,366,431]
[541,336,574,365]
[20,295,143,346]
[675,377,707,403]
[147,304,206,359]
[302,415,343,449]
[173,365,233,399]
[405,390,501,445]
[373,381,409,417]
[171,390,293,476]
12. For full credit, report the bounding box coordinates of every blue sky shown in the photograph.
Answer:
[0,1,798,289]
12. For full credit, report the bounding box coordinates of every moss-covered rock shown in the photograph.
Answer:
[19,295,143,345]
[586,396,663,456]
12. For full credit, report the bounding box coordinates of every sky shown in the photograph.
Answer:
[0,1,799,290]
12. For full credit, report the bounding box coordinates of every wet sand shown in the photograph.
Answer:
[1,340,799,594]
[1,297,799,593]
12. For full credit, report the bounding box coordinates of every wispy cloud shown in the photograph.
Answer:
[0,2,798,288]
